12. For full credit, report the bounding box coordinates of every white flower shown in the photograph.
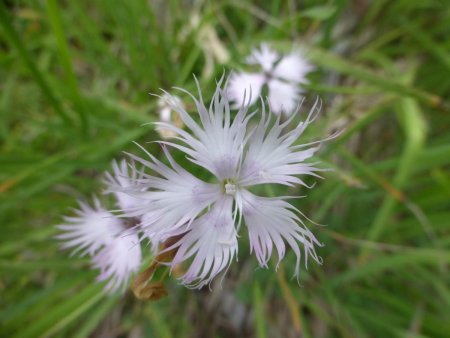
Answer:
[125,76,329,288]
[227,43,314,115]
[58,164,144,293]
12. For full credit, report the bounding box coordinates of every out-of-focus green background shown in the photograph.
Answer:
[1,1,449,337]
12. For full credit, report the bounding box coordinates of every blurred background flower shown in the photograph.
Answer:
[57,161,144,293]
[227,43,314,115]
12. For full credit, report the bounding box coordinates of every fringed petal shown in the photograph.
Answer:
[246,43,279,72]
[239,98,327,187]
[103,159,146,212]
[157,75,251,180]
[227,72,265,108]
[272,49,314,84]
[267,79,302,115]
[93,231,142,293]
[240,190,322,277]
[56,199,123,257]
[126,146,222,243]
[165,196,238,289]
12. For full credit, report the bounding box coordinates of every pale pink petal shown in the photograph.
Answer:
[56,198,123,257]
[267,79,302,115]
[240,190,322,277]
[165,196,238,288]
[93,231,142,293]
[227,72,265,108]
[272,50,314,84]
[104,159,145,212]
[126,146,221,242]
[239,99,323,187]
[246,43,279,72]
[156,76,252,180]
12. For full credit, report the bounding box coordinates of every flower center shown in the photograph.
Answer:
[224,180,237,195]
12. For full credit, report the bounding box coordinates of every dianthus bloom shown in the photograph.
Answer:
[124,76,328,288]
[57,160,143,292]
[227,43,314,115]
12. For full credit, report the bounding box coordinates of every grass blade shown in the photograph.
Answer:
[0,3,72,124]
[46,0,88,130]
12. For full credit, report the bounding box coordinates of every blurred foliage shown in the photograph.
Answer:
[1,0,450,337]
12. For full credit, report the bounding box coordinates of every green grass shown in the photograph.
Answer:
[1,0,449,337]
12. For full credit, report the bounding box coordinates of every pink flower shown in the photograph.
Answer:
[125,76,328,288]
[227,44,314,115]
[57,161,144,293]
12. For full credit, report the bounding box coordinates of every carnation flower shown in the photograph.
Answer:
[124,76,329,288]
[57,161,144,293]
[227,43,314,115]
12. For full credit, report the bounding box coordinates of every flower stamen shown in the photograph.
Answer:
[224,181,237,195]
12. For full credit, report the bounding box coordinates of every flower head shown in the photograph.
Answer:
[227,43,314,115]
[124,76,328,288]
[57,162,144,293]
